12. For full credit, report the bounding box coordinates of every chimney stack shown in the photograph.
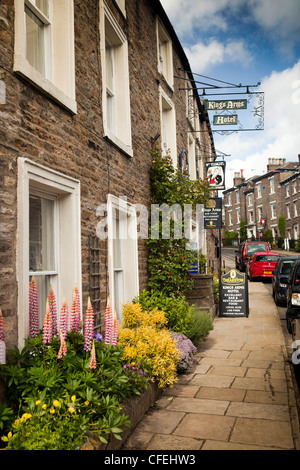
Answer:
[234,171,245,187]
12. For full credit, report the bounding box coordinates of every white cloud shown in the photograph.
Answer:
[184,39,254,74]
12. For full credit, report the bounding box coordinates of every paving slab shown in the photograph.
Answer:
[173,413,236,441]
[229,417,294,449]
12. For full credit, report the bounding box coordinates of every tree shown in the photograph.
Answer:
[278,215,286,239]
[239,221,247,240]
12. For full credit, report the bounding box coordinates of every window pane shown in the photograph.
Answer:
[29,194,55,272]
[30,274,51,328]
[35,0,49,18]
[25,5,45,75]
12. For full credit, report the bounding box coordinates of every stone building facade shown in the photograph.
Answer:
[223,157,300,241]
[0,0,216,349]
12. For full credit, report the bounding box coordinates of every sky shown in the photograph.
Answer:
[160,0,300,190]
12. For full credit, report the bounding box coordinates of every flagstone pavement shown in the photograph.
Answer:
[123,281,300,450]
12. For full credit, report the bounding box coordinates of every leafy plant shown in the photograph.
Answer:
[147,148,210,296]
[119,303,180,388]
[170,332,197,373]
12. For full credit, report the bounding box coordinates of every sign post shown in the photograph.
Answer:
[219,269,249,318]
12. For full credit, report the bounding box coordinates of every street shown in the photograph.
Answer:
[221,246,300,408]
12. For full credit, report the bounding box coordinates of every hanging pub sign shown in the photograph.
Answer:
[205,99,247,111]
[204,198,222,230]
[213,114,238,126]
[219,269,249,318]
[206,161,226,190]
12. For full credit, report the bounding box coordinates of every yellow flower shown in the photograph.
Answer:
[71,395,76,403]
[42,404,47,410]
[53,400,60,408]
[35,400,41,406]
[50,408,55,414]
[22,413,32,420]
[1,431,12,442]
[68,406,75,414]
[84,401,89,406]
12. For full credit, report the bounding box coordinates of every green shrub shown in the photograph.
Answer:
[185,307,214,345]
[134,290,192,336]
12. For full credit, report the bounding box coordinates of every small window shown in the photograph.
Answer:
[160,87,177,166]
[14,0,76,113]
[17,158,81,346]
[270,177,275,194]
[107,195,139,320]
[100,1,132,156]
[157,19,173,88]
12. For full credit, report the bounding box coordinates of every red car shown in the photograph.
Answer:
[247,252,280,281]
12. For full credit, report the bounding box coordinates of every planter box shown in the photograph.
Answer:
[81,382,161,450]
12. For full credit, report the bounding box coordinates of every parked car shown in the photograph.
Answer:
[272,256,300,306]
[286,260,300,333]
[247,252,280,281]
[235,241,271,272]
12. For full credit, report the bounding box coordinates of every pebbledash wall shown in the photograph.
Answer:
[0,0,216,349]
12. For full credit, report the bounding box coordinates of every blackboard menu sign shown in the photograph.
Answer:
[219,269,249,318]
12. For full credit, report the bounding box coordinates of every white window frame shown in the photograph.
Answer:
[188,134,196,180]
[269,177,275,194]
[248,193,253,206]
[156,18,173,89]
[14,0,76,114]
[286,203,291,219]
[257,183,262,198]
[159,86,177,167]
[114,0,126,17]
[270,201,277,219]
[294,200,298,217]
[100,0,133,157]
[107,195,139,321]
[257,206,263,222]
[17,158,81,347]
[236,190,240,204]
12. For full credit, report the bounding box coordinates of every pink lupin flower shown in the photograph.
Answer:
[104,298,114,344]
[74,283,81,332]
[29,277,39,338]
[57,329,67,359]
[70,289,78,333]
[89,340,97,370]
[42,299,53,344]
[59,297,69,340]
[0,308,4,342]
[84,297,94,352]
[48,284,58,336]
[111,311,119,347]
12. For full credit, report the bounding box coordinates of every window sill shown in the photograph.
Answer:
[14,54,77,115]
[104,129,133,158]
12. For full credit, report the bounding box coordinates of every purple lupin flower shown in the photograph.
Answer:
[59,297,69,340]
[29,277,39,338]
[0,308,4,342]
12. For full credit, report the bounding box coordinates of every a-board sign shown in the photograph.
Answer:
[219,269,249,318]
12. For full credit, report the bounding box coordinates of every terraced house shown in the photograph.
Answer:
[0,0,216,349]
[223,157,300,242]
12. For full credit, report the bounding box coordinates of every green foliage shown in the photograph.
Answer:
[239,221,247,240]
[263,229,273,244]
[148,148,210,296]
[135,289,192,335]
[185,306,214,345]
[0,331,149,449]
[278,215,286,239]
